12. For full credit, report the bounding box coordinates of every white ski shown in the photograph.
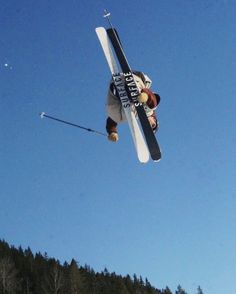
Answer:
[95,27,150,163]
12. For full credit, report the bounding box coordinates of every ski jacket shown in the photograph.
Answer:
[106,72,159,122]
[106,72,160,134]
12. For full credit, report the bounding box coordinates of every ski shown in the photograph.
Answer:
[106,27,162,161]
[95,27,150,163]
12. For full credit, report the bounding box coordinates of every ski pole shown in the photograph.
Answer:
[103,9,113,27]
[103,10,121,46]
[39,112,106,137]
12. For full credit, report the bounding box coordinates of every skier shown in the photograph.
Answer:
[106,71,160,142]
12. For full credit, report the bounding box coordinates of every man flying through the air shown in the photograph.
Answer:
[106,71,161,141]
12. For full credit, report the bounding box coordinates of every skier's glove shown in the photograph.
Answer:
[108,132,119,142]
[138,91,148,103]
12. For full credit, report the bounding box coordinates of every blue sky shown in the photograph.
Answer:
[1,1,236,293]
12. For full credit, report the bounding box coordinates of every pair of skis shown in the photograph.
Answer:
[96,12,161,163]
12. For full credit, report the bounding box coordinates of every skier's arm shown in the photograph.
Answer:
[139,88,160,109]
[106,117,118,142]
[106,117,118,134]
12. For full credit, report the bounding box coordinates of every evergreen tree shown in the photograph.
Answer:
[0,256,20,293]
[34,252,48,294]
[41,259,64,294]
[0,240,11,258]
[139,275,144,287]
[175,285,187,294]
[21,247,35,294]
[196,286,204,294]
[133,273,139,291]
[162,286,172,294]
[64,259,84,294]
[124,274,133,293]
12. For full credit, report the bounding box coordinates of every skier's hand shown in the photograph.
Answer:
[108,132,119,142]
[138,91,148,103]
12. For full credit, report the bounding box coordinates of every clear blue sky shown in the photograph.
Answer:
[1,1,236,293]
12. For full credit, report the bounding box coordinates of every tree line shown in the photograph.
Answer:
[0,239,203,294]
